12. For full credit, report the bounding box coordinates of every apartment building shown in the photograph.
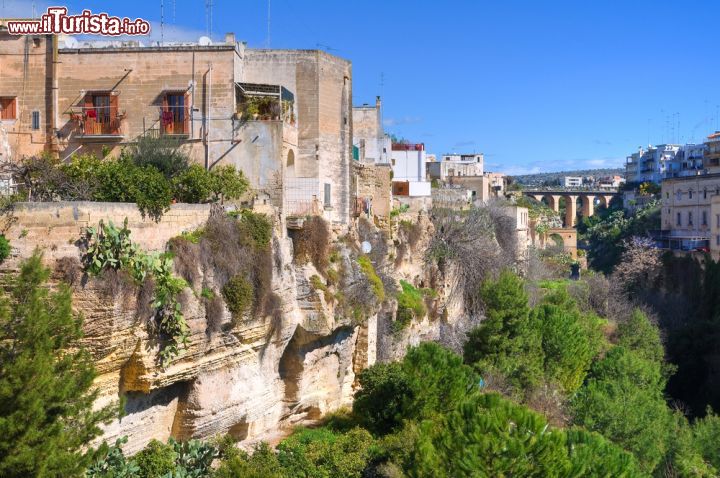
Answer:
[625,144,680,183]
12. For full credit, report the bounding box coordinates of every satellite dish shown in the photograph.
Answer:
[361,241,372,254]
[198,36,213,46]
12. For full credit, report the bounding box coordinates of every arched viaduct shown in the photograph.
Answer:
[523,190,620,227]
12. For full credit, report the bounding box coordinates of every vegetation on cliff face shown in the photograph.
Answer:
[83,219,190,366]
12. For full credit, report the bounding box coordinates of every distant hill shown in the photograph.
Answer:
[511,168,624,187]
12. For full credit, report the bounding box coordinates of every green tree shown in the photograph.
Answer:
[353,362,413,435]
[412,393,571,478]
[463,270,543,390]
[0,253,114,478]
[616,309,664,365]
[571,346,671,473]
[533,289,603,393]
[354,342,476,435]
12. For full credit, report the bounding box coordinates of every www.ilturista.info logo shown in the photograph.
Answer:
[6,7,151,36]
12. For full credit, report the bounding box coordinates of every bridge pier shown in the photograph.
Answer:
[581,195,595,218]
[548,195,562,212]
[565,195,578,227]
[599,195,614,208]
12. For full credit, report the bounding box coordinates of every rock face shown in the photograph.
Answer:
[1,202,469,453]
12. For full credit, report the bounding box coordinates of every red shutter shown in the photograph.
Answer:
[162,94,170,134]
[84,94,93,134]
[183,91,190,135]
[109,94,119,134]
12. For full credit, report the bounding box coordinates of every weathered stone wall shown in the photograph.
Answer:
[0,202,211,269]
[352,161,392,219]
[0,32,53,159]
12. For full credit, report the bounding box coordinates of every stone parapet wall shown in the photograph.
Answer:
[0,201,211,269]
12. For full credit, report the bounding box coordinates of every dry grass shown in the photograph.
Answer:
[54,256,83,286]
[293,216,331,274]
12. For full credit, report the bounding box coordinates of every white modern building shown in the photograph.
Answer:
[625,144,680,183]
[427,153,484,181]
[564,176,582,187]
[391,142,432,196]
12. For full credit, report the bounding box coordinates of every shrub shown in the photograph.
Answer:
[357,256,385,302]
[0,234,10,263]
[125,135,189,179]
[237,210,272,248]
[134,440,177,478]
[210,164,250,202]
[54,255,82,286]
[293,216,330,273]
[222,275,254,317]
[394,280,426,332]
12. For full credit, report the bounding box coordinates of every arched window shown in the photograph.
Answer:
[286,150,295,178]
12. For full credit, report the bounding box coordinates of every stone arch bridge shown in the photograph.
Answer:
[523,190,619,227]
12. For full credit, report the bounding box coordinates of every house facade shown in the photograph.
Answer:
[390,142,431,197]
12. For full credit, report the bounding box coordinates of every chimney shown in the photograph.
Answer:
[225,32,235,44]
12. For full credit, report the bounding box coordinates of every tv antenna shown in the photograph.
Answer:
[266,0,271,48]
[160,0,164,45]
[205,0,213,38]
[316,43,339,53]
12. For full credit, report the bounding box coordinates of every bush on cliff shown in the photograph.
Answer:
[0,253,115,478]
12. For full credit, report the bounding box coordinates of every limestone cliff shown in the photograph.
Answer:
[0,202,471,453]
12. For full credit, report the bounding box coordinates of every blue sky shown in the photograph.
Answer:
[4,0,720,174]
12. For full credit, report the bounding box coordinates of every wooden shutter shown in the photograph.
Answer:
[84,94,93,134]
[109,94,119,134]
[162,93,170,134]
[183,91,190,135]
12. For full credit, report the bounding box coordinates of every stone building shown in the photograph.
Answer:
[660,174,720,252]
[352,97,391,164]
[242,49,353,226]
[0,26,356,226]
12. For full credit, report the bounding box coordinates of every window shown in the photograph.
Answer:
[689,190,693,199]
[0,97,17,120]
[31,111,40,130]
[666,192,669,199]
[703,210,708,226]
[704,189,708,199]
[689,212,693,226]
[717,214,720,228]
[323,183,331,208]
[717,235,720,246]
[83,92,119,135]
[677,212,681,226]
[162,92,189,135]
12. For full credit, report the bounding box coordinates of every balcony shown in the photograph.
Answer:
[236,82,295,125]
[69,104,123,140]
[392,142,424,152]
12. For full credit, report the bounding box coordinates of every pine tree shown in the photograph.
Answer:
[0,253,115,477]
